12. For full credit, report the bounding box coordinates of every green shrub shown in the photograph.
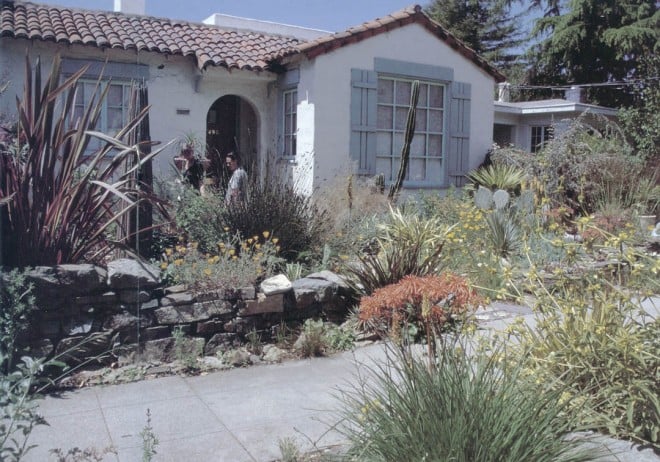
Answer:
[1,354,48,461]
[295,319,326,358]
[161,233,283,291]
[491,119,649,215]
[504,276,660,448]
[172,187,229,253]
[0,269,35,372]
[222,177,329,261]
[336,341,599,462]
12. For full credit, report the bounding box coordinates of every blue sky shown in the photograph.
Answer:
[36,1,424,32]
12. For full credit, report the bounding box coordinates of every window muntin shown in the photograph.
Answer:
[73,79,132,154]
[531,125,552,153]
[282,88,297,157]
[375,77,445,184]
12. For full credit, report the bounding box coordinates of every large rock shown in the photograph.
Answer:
[25,264,107,307]
[239,293,284,316]
[107,259,160,290]
[55,331,113,365]
[260,274,292,296]
[154,300,232,324]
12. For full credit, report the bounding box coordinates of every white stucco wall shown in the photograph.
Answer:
[0,38,278,179]
[295,23,497,192]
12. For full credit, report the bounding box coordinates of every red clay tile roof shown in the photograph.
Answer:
[0,0,301,71]
[282,5,506,83]
[0,1,505,82]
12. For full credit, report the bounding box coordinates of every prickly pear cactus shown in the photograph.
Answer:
[475,186,494,210]
[493,189,510,210]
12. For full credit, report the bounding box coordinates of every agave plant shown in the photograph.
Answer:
[467,164,527,193]
[0,54,170,267]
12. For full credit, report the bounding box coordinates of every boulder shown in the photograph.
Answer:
[107,259,160,290]
[260,274,292,296]
[25,264,107,307]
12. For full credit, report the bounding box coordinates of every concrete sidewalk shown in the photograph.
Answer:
[22,299,660,462]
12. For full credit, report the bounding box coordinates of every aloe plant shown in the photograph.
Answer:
[0,54,169,267]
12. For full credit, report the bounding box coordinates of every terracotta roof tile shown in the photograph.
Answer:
[0,0,301,71]
[0,1,504,81]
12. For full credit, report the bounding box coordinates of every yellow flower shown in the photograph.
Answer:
[272,238,279,244]
[203,268,212,276]
[247,238,253,244]
[224,227,230,232]
[232,255,238,260]
[262,231,270,239]
[160,262,168,269]
[165,248,173,256]
[174,258,183,266]
[229,249,236,256]
[254,243,261,249]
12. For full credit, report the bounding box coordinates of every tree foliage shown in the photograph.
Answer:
[426,0,525,72]
[528,0,659,106]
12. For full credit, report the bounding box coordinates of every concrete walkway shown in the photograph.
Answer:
[22,298,660,462]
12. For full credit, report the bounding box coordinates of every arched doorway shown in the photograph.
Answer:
[205,95,258,184]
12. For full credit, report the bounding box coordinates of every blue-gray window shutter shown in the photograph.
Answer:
[448,81,471,187]
[350,69,377,174]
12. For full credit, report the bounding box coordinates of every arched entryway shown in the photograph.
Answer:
[205,95,258,183]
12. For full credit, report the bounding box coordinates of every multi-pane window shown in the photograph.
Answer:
[376,77,445,184]
[282,89,297,157]
[530,125,552,153]
[73,79,132,154]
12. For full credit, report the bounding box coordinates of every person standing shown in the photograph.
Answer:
[177,144,204,191]
[225,152,247,205]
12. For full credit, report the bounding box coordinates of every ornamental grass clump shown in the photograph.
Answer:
[336,341,599,462]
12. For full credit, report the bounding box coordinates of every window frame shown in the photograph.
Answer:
[530,125,552,153]
[281,88,298,158]
[375,75,447,188]
[72,78,134,156]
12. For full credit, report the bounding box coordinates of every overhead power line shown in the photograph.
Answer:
[507,76,659,90]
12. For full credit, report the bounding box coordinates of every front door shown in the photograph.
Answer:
[206,95,257,185]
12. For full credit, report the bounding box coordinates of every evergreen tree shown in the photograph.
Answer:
[426,0,525,73]
[527,0,659,106]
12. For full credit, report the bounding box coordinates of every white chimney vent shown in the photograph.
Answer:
[497,82,511,102]
[114,0,146,15]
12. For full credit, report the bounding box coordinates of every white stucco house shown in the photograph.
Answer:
[493,83,619,153]
[0,0,505,193]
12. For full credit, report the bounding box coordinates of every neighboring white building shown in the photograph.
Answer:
[0,1,505,193]
[493,83,618,153]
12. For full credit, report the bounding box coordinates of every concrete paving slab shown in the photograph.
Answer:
[95,375,194,409]
[117,430,254,462]
[229,414,345,462]
[36,387,100,418]
[101,396,227,450]
[22,410,117,462]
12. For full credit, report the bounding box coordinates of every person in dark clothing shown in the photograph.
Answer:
[179,144,204,191]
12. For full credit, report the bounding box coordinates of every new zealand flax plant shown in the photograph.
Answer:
[0,54,170,267]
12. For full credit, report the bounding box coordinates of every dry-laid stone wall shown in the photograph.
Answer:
[17,259,352,366]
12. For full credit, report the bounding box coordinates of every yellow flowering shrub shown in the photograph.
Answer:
[161,232,283,291]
